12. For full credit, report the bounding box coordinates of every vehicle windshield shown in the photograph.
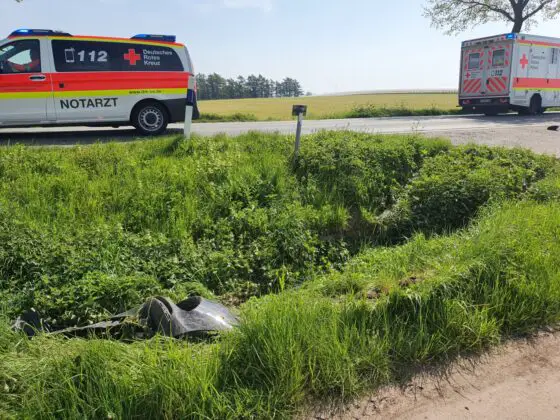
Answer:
[0,43,14,62]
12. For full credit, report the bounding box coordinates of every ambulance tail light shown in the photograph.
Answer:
[132,34,176,42]
[186,89,196,106]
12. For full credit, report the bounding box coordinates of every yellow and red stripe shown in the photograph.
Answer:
[52,71,189,91]
[0,71,190,100]
[518,40,560,49]
[513,77,560,90]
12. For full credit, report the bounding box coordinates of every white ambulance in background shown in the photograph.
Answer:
[459,33,560,116]
[0,29,199,135]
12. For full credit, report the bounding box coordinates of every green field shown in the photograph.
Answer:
[198,92,459,121]
[2,131,560,419]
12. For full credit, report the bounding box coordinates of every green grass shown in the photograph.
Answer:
[0,132,554,328]
[197,112,258,123]
[1,131,560,419]
[3,199,560,419]
[198,93,459,121]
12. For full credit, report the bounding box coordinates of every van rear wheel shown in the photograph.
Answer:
[528,95,542,116]
[132,102,169,136]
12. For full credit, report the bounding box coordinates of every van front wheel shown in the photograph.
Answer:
[132,102,169,136]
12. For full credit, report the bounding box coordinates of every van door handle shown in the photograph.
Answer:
[29,75,46,81]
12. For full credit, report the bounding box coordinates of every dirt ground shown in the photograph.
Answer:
[309,331,560,420]
[427,126,560,157]
[310,124,560,419]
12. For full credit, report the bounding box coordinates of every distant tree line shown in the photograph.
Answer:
[196,73,305,100]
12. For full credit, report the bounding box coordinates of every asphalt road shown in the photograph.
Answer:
[0,113,559,147]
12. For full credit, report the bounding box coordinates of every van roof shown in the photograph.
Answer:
[54,35,184,48]
[462,32,560,48]
[462,33,516,44]
[7,29,184,48]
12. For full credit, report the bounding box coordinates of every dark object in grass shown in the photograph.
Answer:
[12,296,239,340]
[11,308,44,337]
[547,125,559,131]
[398,276,421,289]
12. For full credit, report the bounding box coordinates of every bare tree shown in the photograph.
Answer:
[424,0,560,34]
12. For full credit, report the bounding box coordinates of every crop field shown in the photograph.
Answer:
[2,131,560,419]
[198,92,459,121]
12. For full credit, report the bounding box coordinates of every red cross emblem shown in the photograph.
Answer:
[466,72,471,78]
[124,49,141,65]
[520,53,529,69]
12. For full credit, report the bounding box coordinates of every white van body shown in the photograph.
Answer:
[0,29,199,135]
[459,33,560,115]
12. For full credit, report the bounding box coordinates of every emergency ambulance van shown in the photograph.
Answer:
[0,29,198,135]
[459,33,560,116]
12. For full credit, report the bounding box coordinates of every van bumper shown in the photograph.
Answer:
[460,96,510,113]
[163,90,200,122]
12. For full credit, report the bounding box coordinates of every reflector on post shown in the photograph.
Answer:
[292,105,307,117]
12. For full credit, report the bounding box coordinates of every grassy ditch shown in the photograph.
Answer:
[2,199,560,419]
[0,132,554,329]
[0,131,559,418]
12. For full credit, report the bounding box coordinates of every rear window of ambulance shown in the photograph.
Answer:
[492,50,505,67]
[468,53,480,70]
[52,40,184,72]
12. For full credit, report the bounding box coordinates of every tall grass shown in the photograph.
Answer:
[0,132,555,329]
[325,103,462,119]
[2,200,560,419]
[1,131,560,418]
[197,112,258,122]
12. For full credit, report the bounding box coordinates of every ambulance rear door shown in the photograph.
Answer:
[460,45,485,97]
[483,40,513,97]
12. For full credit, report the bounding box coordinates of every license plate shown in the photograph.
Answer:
[480,99,491,103]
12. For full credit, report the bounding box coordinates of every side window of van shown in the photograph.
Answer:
[0,40,41,74]
[52,40,183,72]
[52,41,113,72]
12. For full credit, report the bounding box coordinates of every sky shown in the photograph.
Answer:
[2,0,560,94]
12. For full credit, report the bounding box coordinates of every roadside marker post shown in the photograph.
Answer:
[183,105,193,139]
[184,90,196,139]
[292,105,307,162]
